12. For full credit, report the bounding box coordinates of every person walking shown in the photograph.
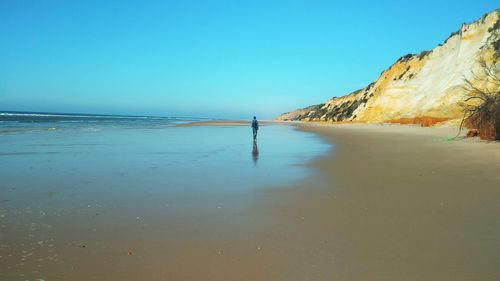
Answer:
[251,116,259,141]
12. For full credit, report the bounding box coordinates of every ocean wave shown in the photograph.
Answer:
[0,112,211,135]
[0,111,181,120]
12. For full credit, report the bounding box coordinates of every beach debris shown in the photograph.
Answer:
[127,251,133,256]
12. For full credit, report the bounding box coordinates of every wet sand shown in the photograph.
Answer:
[0,122,326,281]
[1,121,499,280]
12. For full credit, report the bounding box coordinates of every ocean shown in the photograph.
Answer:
[0,111,203,135]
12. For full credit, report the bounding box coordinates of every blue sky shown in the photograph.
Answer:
[0,0,497,119]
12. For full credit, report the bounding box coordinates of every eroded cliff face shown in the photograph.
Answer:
[278,10,499,126]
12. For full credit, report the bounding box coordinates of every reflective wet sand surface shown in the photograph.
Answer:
[0,123,328,280]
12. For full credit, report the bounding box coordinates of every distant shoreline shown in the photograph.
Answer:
[0,110,215,120]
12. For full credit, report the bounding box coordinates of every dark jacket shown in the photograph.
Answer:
[251,119,259,129]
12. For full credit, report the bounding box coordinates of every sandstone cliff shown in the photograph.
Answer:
[277,10,499,127]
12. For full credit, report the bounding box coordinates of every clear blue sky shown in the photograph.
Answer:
[0,0,497,119]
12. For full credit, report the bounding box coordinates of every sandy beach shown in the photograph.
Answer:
[171,121,500,281]
[140,121,500,281]
[252,122,500,281]
[1,121,499,281]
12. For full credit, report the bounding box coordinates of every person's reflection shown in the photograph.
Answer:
[252,140,259,165]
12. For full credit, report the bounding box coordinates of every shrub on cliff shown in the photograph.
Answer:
[459,57,500,140]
